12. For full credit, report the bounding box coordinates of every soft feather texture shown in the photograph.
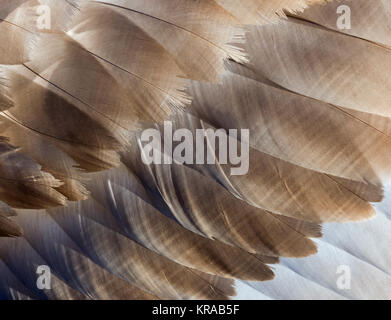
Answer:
[244,208,391,300]
[215,0,329,24]
[0,0,390,300]
[0,0,38,65]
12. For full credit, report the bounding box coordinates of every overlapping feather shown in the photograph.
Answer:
[0,0,389,300]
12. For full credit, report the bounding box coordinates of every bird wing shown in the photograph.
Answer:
[0,0,389,300]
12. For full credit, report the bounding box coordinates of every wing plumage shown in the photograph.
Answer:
[0,0,389,300]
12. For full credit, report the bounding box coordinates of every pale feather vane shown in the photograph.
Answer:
[0,0,389,300]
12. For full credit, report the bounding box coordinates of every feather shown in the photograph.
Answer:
[0,0,83,65]
[0,0,390,301]
[8,210,159,300]
[298,0,391,47]
[0,214,23,237]
[90,0,248,79]
[242,19,391,118]
[188,67,388,201]
[0,259,37,300]
[0,0,37,65]
[215,0,329,24]
[92,170,275,281]
[0,136,66,209]
[46,204,233,300]
[139,113,375,223]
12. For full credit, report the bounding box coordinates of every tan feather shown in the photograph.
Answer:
[242,19,391,118]
[298,0,391,47]
[216,0,329,24]
[0,0,38,65]
[0,137,66,210]
[93,172,275,281]
[188,67,388,200]
[0,0,388,300]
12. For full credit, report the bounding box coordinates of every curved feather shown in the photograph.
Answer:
[0,0,389,301]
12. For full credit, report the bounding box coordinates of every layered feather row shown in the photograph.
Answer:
[0,0,389,299]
